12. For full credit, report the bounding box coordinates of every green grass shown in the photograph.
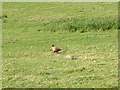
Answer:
[2,2,118,88]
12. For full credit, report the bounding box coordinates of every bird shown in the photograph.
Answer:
[51,44,62,53]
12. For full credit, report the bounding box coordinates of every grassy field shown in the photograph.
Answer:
[2,2,118,88]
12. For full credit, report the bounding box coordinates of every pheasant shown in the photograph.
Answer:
[51,45,62,53]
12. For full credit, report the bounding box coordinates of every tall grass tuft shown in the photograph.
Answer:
[43,17,117,32]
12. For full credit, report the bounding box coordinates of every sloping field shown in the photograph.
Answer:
[2,2,118,88]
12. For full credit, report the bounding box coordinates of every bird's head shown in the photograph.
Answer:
[52,44,54,47]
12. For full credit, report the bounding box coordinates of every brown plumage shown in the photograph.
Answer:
[51,45,62,53]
